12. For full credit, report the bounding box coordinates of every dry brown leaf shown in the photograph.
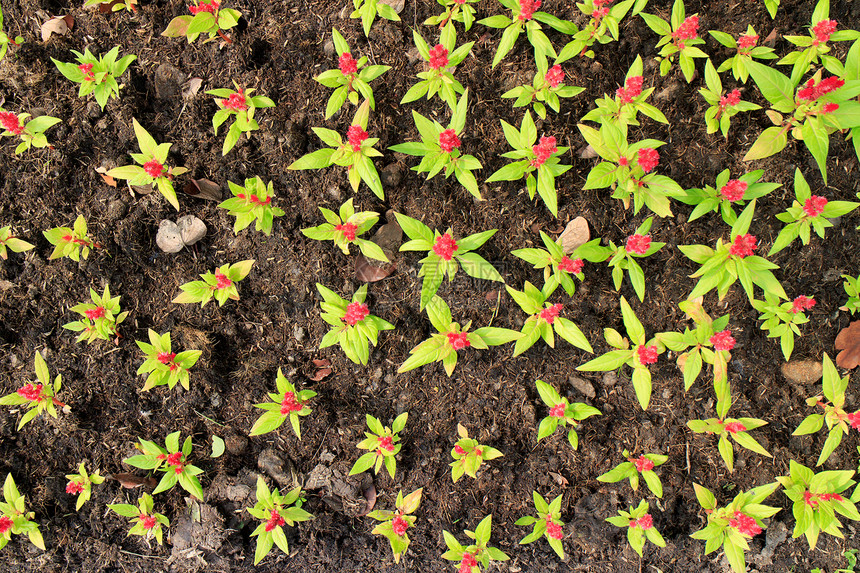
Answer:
[312,359,330,368]
[109,473,157,489]
[310,368,332,382]
[184,178,222,201]
[560,216,590,254]
[41,15,74,42]
[355,254,396,283]
[99,173,116,187]
[835,321,860,369]
[763,28,779,47]
[358,483,377,516]
[183,78,203,99]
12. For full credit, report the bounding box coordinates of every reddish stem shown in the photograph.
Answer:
[217,29,233,44]
[52,397,66,408]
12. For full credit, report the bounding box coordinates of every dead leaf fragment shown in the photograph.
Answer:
[355,254,396,283]
[177,215,206,246]
[41,15,74,42]
[354,211,400,282]
[109,473,157,489]
[835,321,860,369]
[184,178,222,201]
[182,78,203,99]
[156,216,206,253]
[763,28,779,47]
[560,216,590,254]
[578,145,598,159]
[379,0,405,13]
[359,483,377,516]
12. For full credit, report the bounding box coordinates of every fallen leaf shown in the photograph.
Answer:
[184,178,222,201]
[183,78,203,99]
[41,15,74,42]
[835,321,860,369]
[578,145,598,159]
[763,28,779,47]
[559,216,590,254]
[310,368,332,382]
[312,359,330,368]
[359,483,377,516]
[109,473,157,489]
[379,0,405,13]
[548,472,568,487]
[355,254,396,283]
[96,170,117,187]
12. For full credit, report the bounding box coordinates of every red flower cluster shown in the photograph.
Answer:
[625,234,651,254]
[673,15,699,40]
[454,444,466,455]
[347,125,368,151]
[428,44,449,70]
[339,52,358,75]
[439,129,461,153]
[247,194,271,206]
[0,111,24,135]
[157,352,177,365]
[729,511,761,537]
[459,552,478,573]
[545,518,563,540]
[545,65,564,88]
[812,19,838,44]
[85,307,106,320]
[637,345,658,365]
[215,271,232,289]
[66,480,85,495]
[335,222,358,241]
[141,514,157,530]
[531,136,557,167]
[447,331,471,350]
[264,508,286,532]
[540,303,563,324]
[189,0,219,15]
[280,391,303,414]
[344,302,370,326]
[729,233,757,258]
[592,0,613,19]
[222,92,247,111]
[637,148,659,173]
[377,435,395,453]
[517,0,541,21]
[798,76,845,101]
[78,63,95,81]
[790,295,815,314]
[633,455,654,472]
[723,421,746,434]
[803,195,828,217]
[631,514,653,530]
[710,330,736,352]
[143,159,165,178]
[820,102,840,114]
[848,411,860,430]
[392,515,409,536]
[616,75,643,104]
[17,383,43,402]
[0,515,13,533]
[719,88,741,108]
[720,179,747,202]
[167,452,183,468]
[737,33,758,50]
[557,256,583,274]
[549,403,566,418]
[433,233,459,261]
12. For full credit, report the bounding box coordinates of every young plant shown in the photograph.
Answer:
[51,47,136,110]
[604,217,665,302]
[0,474,44,551]
[43,215,95,261]
[65,462,104,511]
[397,296,521,377]
[247,476,313,564]
[401,25,473,110]
[394,213,503,310]
[679,200,787,303]
[0,4,24,63]
[441,514,509,572]
[123,431,205,501]
[172,260,254,307]
[640,0,707,82]
[751,294,815,361]
[675,169,780,225]
[389,90,484,199]
[107,493,168,545]
[841,273,860,315]
[0,352,65,430]
[135,329,202,391]
[768,168,859,255]
[249,369,315,438]
[501,54,584,119]
[793,353,860,466]
[556,0,643,62]
[0,108,61,154]
[106,118,188,210]
[486,111,571,216]
[534,379,601,449]
[63,284,128,344]
[690,482,781,573]
[512,233,610,296]
[207,85,275,155]
[597,450,668,498]
[317,283,395,364]
[161,0,241,44]
[579,55,668,128]
[315,28,390,119]
[301,199,387,261]
[505,280,594,357]
[699,59,761,138]
[709,25,777,83]
[350,413,407,480]
[287,100,384,200]
[778,0,860,83]
[578,296,662,410]
[367,488,422,564]
[83,0,137,12]
[478,0,576,68]
[776,460,860,550]
[606,500,666,557]
[0,226,34,260]
[424,0,480,31]
[350,0,401,37]
[687,412,771,473]
[219,176,285,235]
[515,491,565,558]
[450,423,503,483]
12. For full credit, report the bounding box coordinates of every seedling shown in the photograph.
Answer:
[43,215,95,261]
[250,369,315,438]
[350,0,401,37]
[534,380,601,449]
[0,226,34,259]
[450,424,503,483]
[247,476,313,564]
[556,0,643,61]
[778,0,860,83]
[161,0,241,44]
[123,431,205,501]
[317,283,394,365]
[0,108,61,154]
[0,4,24,62]
[207,84,275,155]
[107,493,168,545]
[441,514,509,572]
[512,233,610,296]
[606,500,666,557]
[597,450,668,498]
[505,280,593,357]
[0,474,45,551]
[51,47,136,110]
[580,55,668,128]
[401,25,473,110]
[219,176,285,235]
[751,294,815,361]
[135,329,202,391]
[515,491,565,558]
[640,0,707,82]
[675,169,780,225]
[604,217,665,302]
[83,0,137,12]
[699,59,761,138]
[501,54,583,119]
[478,0,576,68]
[0,352,65,430]
[687,412,771,473]
[172,260,254,307]
[63,284,128,344]
[367,488,422,564]
[301,199,387,261]
[65,462,104,511]
[841,273,860,315]
[424,0,480,31]
[709,25,777,83]
[349,413,407,479]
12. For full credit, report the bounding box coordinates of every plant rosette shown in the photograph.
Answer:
[51,47,136,110]
[0,4,24,62]
[349,413,407,480]
[690,482,781,573]
[515,491,566,558]
[424,0,481,31]
[288,100,384,200]
[161,0,241,44]
[249,368,315,438]
[534,379,601,449]
[65,462,104,511]
[206,85,275,155]
[597,449,668,498]
[512,233,610,296]
[604,217,665,302]
[0,352,65,430]
[172,260,254,307]
[441,514,509,572]
[0,108,61,155]
[506,280,594,357]
[841,273,860,315]
[699,59,762,138]
[679,199,787,303]
[0,474,44,551]
[709,25,777,83]
[578,296,662,410]
[63,284,128,344]
[83,0,137,12]
[106,118,188,210]
[247,476,313,564]
[123,431,204,501]
[556,0,642,62]
[315,28,390,119]
[0,226,34,260]
[316,283,394,365]
[450,423,503,483]
[606,500,666,557]
[675,168,780,225]
[486,111,570,216]
[43,215,96,262]
[389,90,483,199]
[579,121,681,217]
[478,0,576,68]
[687,413,771,473]
[640,0,707,82]
[776,460,860,550]
[135,329,202,391]
[107,493,168,545]
[301,198,387,261]
[793,353,860,466]
[394,212,503,310]
[580,55,668,128]
[751,294,815,361]
[501,53,584,119]
[350,0,401,37]
[219,176,285,235]
[367,488,422,564]
[769,168,859,255]
[398,295,521,377]
[401,24,473,110]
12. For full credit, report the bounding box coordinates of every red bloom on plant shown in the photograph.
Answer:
[625,234,651,254]
[790,295,815,314]
[346,125,368,152]
[141,514,157,530]
[633,455,654,472]
[439,129,461,153]
[459,552,478,573]
[848,411,860,430]
[78,63,95,81]
[338,52,358,75]
[673,15,699,40]
[546,520,563,540]
[540,303,563,324]
[821,102,839,114]
[812,19,837,44]
[634,514,653,530]
[637,345,658,365]
[517,0,541,21]
[593,6,610,19]
[143,159,165,178]
[737,33,758,49]
[392,515,409,536]
[820,493,843,502]
[803,195,828,217]
[335,222,358,241]
[454,444,466,455]
[729,511,761,537]
[531,136,558,167]
[223,92,247,111]
[377,435,395,453]
[66,480,85,495]
[0,111,24,135]
[729,233,757,258]
[719,89,741,108]
[264,508,286,532]
[85,307,106,320]
[280,391,302,414]
[557,256,583,274]
[433,233,459,261]
[428,44,449,70]
[798,76,845,101]
[545,65,564,88]
[723,421,746,434]
[344,302,370,326]
[167,452,183,466]
[189,0,218,15]
[447,331,471,350]
[710,330,736,352]
[0,515,13,533]
[549,403,566,418]
[215,271,232,289]
[720,179,748,202]
[17,383,43,402]
[616,75,644,104]
[157,352,176,365]
[637,148,659,173]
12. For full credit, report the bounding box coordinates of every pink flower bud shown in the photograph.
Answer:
[557,256,583,274]
[428,44,449,70]
[798,76,845,101]
[723,421,746,434]
[222,92,247,111]
[143,159,165,179]
[728,511,761,537]
[637,345,658,365]
[673,15,699,40]
[545,65,564,88]
[549,403,566,418]
[625,234,651,255]
[710,330,736,352]
[433,233,459,261]
[539,303,563,324]
[635,514,653,530]
[813,19,837,43]
[141,514,157,529]
[637,148,659,173]
[790,295,815,314]
[719,179,747,202]
[78,63,95,81]
[66,480,85,495]
[460,552,478,572]
[392,515,409,536]
[633,455,654,472]
[616,75,644,104]
[378,435,395,453]
[344,302,370,326]
[737,33,758,49]
[803,195,828,217]
[85,307,106,320]
[215,271,232,289]
[280,391,303,414]
[546,520,563,539]
[335,222,358,241]
[454,444,466,455]
[0,515,13,533]
[346,125,368,152]
[517,0,541,21]
[729,234,757,258]
[157,352,176,365]
[848,411,860,430]
[447,331,471,351]
[531,136,558,167]
[264,508,286,532]
[167,452,183,466]
[719,89,741,108]
[822,102,839,113]
[17,383,43,402]
[339,52,358,75]
[438,129,461,153]
[0,111,24,135]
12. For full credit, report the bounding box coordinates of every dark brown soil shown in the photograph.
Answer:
[1,0,859,572]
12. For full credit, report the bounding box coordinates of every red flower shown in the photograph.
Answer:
[189,0,218,15]
[447,331,471,350]
[723,421,746,434]
[545,65,564,88]
[633,455,654,472]
[625,234,651,255]
[378,435,395,453]
[634,514,653,530]
[531,136,558,167]
[167,452,183,466]
[729,234,757,258]
[66,480,85,495]
[637,345,658,365]
[517,0,541,21]
[215,271,232,289]
[719,89,741,108]
[339,52,358,75]
[822,102,839,113]
[459,552,478,573]
[0,111,24,135]
[17,383,43,402]
[346,125,368,152]
[141,514,157,530]
[222,92,247,111]
[546,520,563,540]
[729,511,761,537]
[821,493,844,502]
[549,403,566,418]
[618,156,629,167]
[557,256,583,274]
[78,63,95,81]
[264,508,286,532]
[540,303,563,324]
[737,33,758,49]
[344,302,370,326]
[439,129,461,153]
[428,44,449,70]
[433,233,459,261]
[637,148,659,173]
[848,411,860,430]
[0,515,13,533]
[616,75,644,104]
[157,352,176,365]
[392,515,409,536]
[673,15,699,40]
[804,490,818,507]
[454,444,466,455]
[85,307,106,320]
[720,179,748,202]
[280,391,302,414]
[335,222,358,241]
[710,330,736,352]
[790,295,815,314]
[813,19,837,44]
[798,76,845,101]
[803,195,828,217]
[593,6,610,19]
[143,159,165,179]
